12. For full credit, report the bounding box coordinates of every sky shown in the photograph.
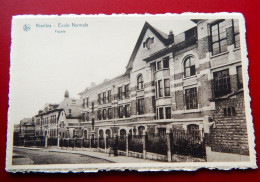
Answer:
[9,15,196,124]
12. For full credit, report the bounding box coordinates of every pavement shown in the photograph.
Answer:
[14,146,159,163]
[49,148,160,163]
[12,152,34,165]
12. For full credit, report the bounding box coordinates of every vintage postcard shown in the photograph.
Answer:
[6,13,257,172]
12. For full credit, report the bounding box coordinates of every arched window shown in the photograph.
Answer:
[106,129,111,138]
[99,129,104,138]
[120,129,126,137]
[184,56,196,77]
[137,74,143,90]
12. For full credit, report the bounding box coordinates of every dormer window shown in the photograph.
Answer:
[143,37,154,50]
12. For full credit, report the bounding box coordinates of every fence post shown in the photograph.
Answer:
[98,137,100,148]
[90,136,92,149]
[104,136,107,151]
[126,135,129,156]
[45,136,48,148]
[143,133,147,159]
[57,136,60,148]
[166,128,172,162]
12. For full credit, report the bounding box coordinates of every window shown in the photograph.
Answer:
[118,87,122,100]
[125,84,130,98]
[151,62,156,74]
[237,66,243,89]
[97,110,102,120]
[184,56,195,77]
[102,92,106,104]
[108,90,112,102]
[223,106,236,116]
[118,106,124,118]
[86,112,89,121]
[108,108,112,119]
[155,81,158,98]
[213,69,231,97]
[98,93,101,104]
[102,109,107,120]
[211,20,228,55]
[86,98,89,107]
[137,74,143,90]
[125,104,130,118]
[233,19,240,48]
[163,57,169,68]
[157,61,162,70]
[185,87,198,110]
[165,107,171,119]
[83,99,85,107]
[158,107,164,119]
[158,80,163,97]
[68,109,72,117]
[164,79,170,96]
[137,98,144,115]
[91,102,94,113]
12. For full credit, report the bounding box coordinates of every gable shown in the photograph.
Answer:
[126,22,173,73]
[132,28,168,72]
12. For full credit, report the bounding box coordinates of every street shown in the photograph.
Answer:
[12,147,112,165]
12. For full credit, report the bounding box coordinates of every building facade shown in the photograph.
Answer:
[79,19,248,160]
[34,90,82,139]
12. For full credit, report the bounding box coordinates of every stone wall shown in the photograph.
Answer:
[210,92,249,155]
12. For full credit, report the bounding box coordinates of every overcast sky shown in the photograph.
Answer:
[9,15,196,124]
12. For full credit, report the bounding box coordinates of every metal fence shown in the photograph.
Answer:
[99,138,105,149]
[146,134,167,155]
[118,136,126,151]
[48,137,58,146]
[14,131,206,159]
[171,130,205,158]
[128,135,143,153]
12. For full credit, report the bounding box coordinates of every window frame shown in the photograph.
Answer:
[118,105,124,118]
[164,79,170,97]
[137,74,144,90]
[210,20,228,55]
[125,84,130,99]
[184,56,196,78]
[213,69,231,97]
[185,87,198,110]
[137,98,145,115]
[108,90,112,103]
[165,107,171,119]
[232,19,240,48]
[125,104,131,118]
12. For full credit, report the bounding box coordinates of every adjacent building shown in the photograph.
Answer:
[34,90,82,139]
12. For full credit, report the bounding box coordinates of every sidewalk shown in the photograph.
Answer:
[49,148,160,163]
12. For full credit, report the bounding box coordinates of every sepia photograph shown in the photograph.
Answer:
[6,13,256,172]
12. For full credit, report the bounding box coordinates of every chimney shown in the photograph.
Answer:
[168,30,174,44]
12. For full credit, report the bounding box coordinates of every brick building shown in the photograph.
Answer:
[34,90,82,139]
[78,19,248,161]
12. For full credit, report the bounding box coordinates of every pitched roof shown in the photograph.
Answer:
[125,22,174,72]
